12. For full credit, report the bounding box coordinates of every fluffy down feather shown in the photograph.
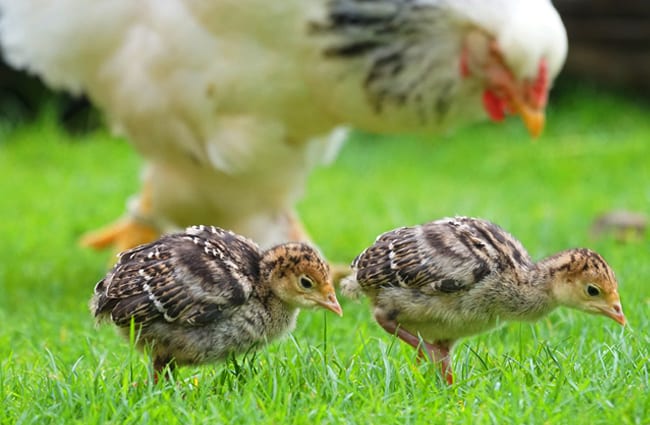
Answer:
[342,216,625,384]
[90,225,342,378]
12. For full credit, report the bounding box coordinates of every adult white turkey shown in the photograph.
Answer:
[0,0,567,252]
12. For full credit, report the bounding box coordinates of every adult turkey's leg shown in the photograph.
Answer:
[80,177,159,253]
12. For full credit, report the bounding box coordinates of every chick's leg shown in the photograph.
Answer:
[374,312,424,352]
[79,178,159,253]
[153,355,176,384]
[374,311,454,384]
[421,341,453,385]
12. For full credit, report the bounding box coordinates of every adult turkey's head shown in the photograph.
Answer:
[457,0,567,137]
[315,0,567,137]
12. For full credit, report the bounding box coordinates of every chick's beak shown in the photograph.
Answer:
[599,302,626,326]
[317,292,343,317]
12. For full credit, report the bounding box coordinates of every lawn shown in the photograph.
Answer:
[0,85,648,424]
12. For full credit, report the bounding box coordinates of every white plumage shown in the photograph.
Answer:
[0,0,567,250]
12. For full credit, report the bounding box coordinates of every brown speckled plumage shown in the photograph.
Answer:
[342,216,625,384]
[90,225,342,380]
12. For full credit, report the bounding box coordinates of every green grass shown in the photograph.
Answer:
[0,86,649,424]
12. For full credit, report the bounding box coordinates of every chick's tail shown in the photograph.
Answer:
[339,272,362,299]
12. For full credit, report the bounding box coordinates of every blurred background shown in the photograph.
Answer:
[556,0,650,93]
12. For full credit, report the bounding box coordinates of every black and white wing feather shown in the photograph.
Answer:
[91,225,261,327]
[351,217,533,295]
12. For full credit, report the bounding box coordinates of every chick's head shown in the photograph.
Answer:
[553,249,625,326]
[262,242,342,316]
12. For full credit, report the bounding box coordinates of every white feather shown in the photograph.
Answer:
[0,0,567,247]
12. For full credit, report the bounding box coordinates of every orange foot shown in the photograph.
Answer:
[80,217,159,253]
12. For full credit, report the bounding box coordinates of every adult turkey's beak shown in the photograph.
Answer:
[480,48,548,139]
[484,86,546,138]
[598,302,626,326]
[317,292,343,316]
[512,100,545,138]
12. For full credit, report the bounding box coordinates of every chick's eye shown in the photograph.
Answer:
[299,276,313,289]
[587,284,600,297]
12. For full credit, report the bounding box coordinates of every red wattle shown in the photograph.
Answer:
[482,90,506,122]
[531,59,548,108]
